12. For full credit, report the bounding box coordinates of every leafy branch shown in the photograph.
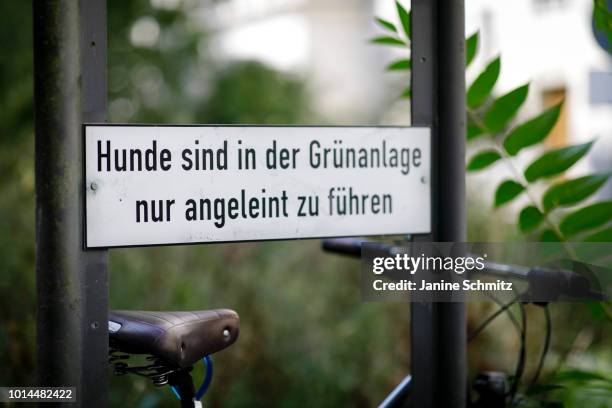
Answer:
[372,2,612,248]
[370,2,412,98]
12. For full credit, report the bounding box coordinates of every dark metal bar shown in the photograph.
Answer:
[79,0,109,405]
[409,1,438,406]
[34,0,84,396]
[34,0,108,405]
[410,1,467,407]
[435,1,467,406]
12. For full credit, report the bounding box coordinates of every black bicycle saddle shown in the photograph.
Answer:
[109,309,239,368]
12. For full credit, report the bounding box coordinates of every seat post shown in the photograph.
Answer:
[168,368,196,408]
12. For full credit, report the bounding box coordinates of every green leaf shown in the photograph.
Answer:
[504,103,563,156]
[526,384,565,396]
[467,57,500,109]
[400,87,411,99]
[586,301,612,321]
[396,2,411,39]
[495,180,525,207]
[467,121,484,140]
[467,150,501,171]
[593,2,612,54]
[375,17,398,33]
[524,141,594,182]
[466,32,479,67]
[370,36,406,46]
[540,229,561,242]
[560,201,612,236]
[553,369,611,384]
[542,173,611,212]
[519,206,544,232]
[584,226,612,242]
[386,59,411,71]
[483,84,529,133]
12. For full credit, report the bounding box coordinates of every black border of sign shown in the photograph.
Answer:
[82,123,432,249]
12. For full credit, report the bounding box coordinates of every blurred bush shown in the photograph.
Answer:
[1,1,610,407]
[0,0,36,388]
[0,1,409,406]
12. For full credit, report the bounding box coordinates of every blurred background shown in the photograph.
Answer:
[1,0,611,406]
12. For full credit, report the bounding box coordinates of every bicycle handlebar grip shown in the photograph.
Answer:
[321,238,364,257]
[321,238,395,259]
[526,266,606,301]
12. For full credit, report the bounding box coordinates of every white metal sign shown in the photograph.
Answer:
[84,125,431,248]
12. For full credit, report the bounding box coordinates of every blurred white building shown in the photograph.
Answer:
[464,0,612,207]
[465,0,612,177]
[198,0,612,182]
[199,0,391,122]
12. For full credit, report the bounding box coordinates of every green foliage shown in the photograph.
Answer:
[197,61,310,125]
[370,36,406,46]
[467,121,485,140]
[542,173,611,212]
[525,367,612,407]
[553,369,612,383]
[519,205,544,232]
[584,226,612,242]
[495,180,525,207]
[526,383,566,396]
[395,1,411,39]
[483,84,529,133]
[386,59,411,71]
[560,201,612,237]
[593,0,612,52]
[0,0,36,388]
[504,103,562,156]
[371,1,413,99]
[524,141,594,182]
[541,229,562,242]
[400,87,412,99]
[375,17,397,33]
[535,368,612,407]
[466,32,479,67]
[467,56,500,109]
[372,0,612,250]
[467,150,501,171]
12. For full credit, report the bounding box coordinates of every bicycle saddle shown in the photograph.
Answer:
[109,309,239,368]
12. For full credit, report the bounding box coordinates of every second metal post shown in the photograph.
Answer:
[410,0,467,406]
